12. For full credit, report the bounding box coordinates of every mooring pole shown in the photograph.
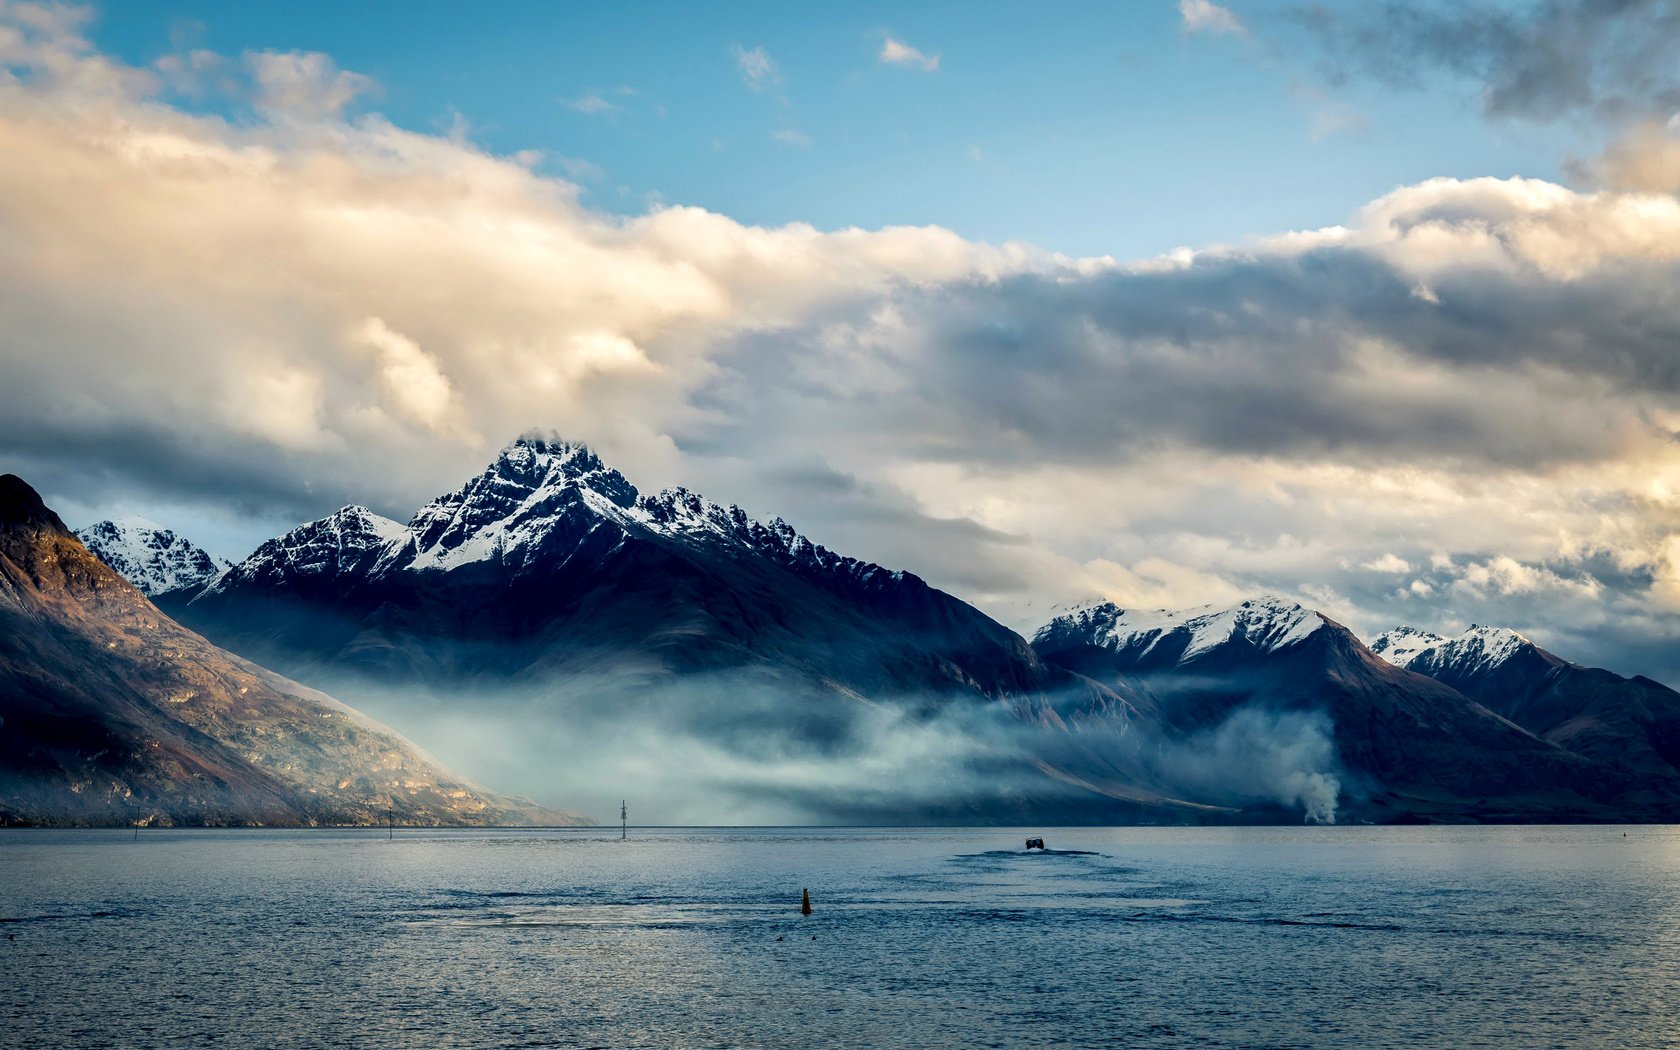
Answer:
[620,799,627,841]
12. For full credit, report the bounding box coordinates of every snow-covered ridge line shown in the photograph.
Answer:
[195,505,406,598]
[1372,623,1535,673]
[196,434,912,593]
[631,485,905,585]
[1036,595,1327,661]
[77,517,229,597]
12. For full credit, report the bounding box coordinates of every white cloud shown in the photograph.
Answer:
[772,128,812,147]
[733,44,777,91]
[1362,553,1411,573]
[1452,556,1602,600]
[879,37,940,72]
[248,49,373,120]
[3,8,1680,681]
[1575,119,1680,193]
[1179,0,1244,36]
[352,317,475,439]
[560,92,616,115]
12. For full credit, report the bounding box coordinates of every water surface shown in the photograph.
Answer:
[4,825,1676,1048]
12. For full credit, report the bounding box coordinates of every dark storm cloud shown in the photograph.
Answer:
[694,238,1680,474]
[1287,0,1680,123]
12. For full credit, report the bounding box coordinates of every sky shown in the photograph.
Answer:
[5,0,1680,684]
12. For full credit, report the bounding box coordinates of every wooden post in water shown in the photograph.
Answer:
[801,888,812,915]
[620,799,627,841]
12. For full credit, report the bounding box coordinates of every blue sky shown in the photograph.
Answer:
[90,0,1577,258]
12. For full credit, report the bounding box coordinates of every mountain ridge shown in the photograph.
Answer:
[0,473,586,827]
[78,517,229,598]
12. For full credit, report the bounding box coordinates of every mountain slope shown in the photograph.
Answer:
[162,436,1230,823]
[1033,597,1631,821]
[1373,625,1680,794]
[77,518,228,597]
[173,435,1077,705]
[0,474,582,827]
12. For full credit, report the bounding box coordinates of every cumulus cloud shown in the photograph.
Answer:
[351,317,475,439]
[2,5,1680,685]
[879,36,940,72]
[1573,118,1680,193]
[248,49,372,120]
[1180,0,1244,36]
[1363,553,1411,574]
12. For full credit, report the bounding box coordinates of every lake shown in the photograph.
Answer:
[3,825,1676,1048]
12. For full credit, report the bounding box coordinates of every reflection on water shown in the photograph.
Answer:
[3,825,1677,1048]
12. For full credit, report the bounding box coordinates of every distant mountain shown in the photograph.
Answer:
[171,434,1084,705]
[154,434,1680,823]
[1373,624,1680,797]
[1032,597,1639,822]
[0,474,583,827]
[77,518,228,598]
[165,435,1246,822]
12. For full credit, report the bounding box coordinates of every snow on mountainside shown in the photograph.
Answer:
[198,505,407,596]
[1372,624,1537,675]
[77,518,228,596]
[405,438,638,573]
[635,486,908,588]
[1035,595,1327,663]
[187,434,917,597]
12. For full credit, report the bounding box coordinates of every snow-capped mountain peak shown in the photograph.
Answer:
[196,505,405,597]
[632,486,803,554]
[404,435,638,571]
[195,434,918,600]
[1372,623,1536,674]
[629,486,906,586]
[77,517,229,596]
[1035,594,1327,662]
[1367,624,1449,666]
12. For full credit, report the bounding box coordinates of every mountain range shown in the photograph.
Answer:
[0,474,582,827]
[10,433,1680,824]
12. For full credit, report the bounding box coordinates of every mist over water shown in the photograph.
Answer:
[330,670,1347,825]
[4,825,1676,1049]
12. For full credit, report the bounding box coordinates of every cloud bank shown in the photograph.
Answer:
[2,3,1679,683]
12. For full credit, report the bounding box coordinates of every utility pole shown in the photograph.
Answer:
[620,799,627,841]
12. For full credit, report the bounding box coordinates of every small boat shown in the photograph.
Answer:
[1025,836,1046,850]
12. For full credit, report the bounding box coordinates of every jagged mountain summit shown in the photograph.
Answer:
[168,435,1201,823]
[1032,596,1641,822]
[0,474,583,827]
[1373,623,1680,791]
[173,433,1064,701]
[154,436,1680,824]
[77,517,228,598]
[1371,624,1533,676]
[1038,595,1330,668]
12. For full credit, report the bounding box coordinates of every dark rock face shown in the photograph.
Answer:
[0,474,583,827]
[1032,598,1647,822]
[173,436,1075,705]
[1374,625,1680,805]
